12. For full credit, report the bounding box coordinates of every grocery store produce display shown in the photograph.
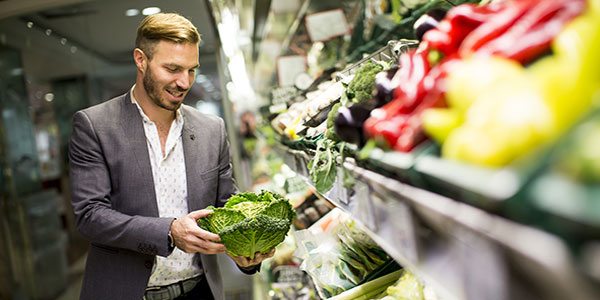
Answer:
[258,0,600,299]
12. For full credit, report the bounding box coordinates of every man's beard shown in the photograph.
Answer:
[143,68,186,111]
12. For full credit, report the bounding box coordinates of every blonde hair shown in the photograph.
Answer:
[135,13,201,59]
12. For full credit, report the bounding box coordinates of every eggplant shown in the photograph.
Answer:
[413,9,447,41]
[334,104,373,146]
[374,66,399,107]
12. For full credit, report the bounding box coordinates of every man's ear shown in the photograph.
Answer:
[133,48,147,72]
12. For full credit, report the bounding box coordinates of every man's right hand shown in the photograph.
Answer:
[170,209,226,254]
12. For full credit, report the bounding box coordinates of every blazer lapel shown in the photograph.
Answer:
[182,106,217,212]
[119,93,159,217]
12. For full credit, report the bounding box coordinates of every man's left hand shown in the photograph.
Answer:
[228,248,275,268]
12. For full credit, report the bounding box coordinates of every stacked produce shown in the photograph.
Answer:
[364,0,593,165]
[295,218,392,298]
[198,191,295,259]
[420,0,596,167]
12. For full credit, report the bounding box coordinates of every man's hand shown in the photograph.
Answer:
[170,209,226,255]
[228,248,276,268]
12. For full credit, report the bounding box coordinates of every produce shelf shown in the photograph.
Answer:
[335,39,418,84]
[275,143,600,300]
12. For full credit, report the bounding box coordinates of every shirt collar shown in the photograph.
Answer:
[130,85,184,125]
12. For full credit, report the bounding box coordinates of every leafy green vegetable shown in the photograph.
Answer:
[308,139,339,193]
[198,191,295,259]
[326,102,342,142]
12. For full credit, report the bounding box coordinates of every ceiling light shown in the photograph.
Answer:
[70,46,77,53]
[142,7,161,15]
[44,93,54,102]
[26,22,33,28]
[125,9,139,17]
[60,38,67,45]
[45,29,52,36]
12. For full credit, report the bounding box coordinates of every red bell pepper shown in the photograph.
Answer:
[459,0,534,57]
[464,0,586,64]
[395,114,427,152]
[422,3,501,57]
[391,49,431,114]
[363,50,446,152]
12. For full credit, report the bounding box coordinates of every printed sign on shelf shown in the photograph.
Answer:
[271,86,299,105]
[277,55,306,87]
[305,9,349,42]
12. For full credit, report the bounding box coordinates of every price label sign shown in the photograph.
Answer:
[452,227,508,300]
[385,199,419,263]
[271,86,300,105]
[277,55,306,87]
[353,180,376,231]
[335,166,350,206]
[305,9,350,42]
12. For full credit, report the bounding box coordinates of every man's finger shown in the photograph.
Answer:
[188,209,213,220]
[198,242,226,254]
[180,237,226,254]
[197,228,221,242]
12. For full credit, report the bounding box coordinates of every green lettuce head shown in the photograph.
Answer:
[198,191,295,259]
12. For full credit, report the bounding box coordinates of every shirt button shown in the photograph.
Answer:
[144,260,153,269]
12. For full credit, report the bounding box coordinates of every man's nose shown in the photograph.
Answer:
[176,72,192,90]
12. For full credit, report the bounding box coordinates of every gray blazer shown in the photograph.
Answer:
[69,92,235,300]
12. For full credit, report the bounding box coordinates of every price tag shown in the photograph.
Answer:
[335,166,350,206]
[271,86,300,105]
[384,198,419,263]
[452,227,507,300]
[352,180,376,231]
[305,9,349,42]
[282,150,296,172]
[277,55,306,87]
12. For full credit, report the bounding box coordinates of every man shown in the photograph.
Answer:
[69,13,272,300]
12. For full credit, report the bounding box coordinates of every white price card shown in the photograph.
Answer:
[335,166,350,206]
[353,180,376,231]
[282,150,296,172]
[305,9,350,42]
[271,86,299,104]
[452,227,508,300]
[384,198,419,263]
[277,55,306,87]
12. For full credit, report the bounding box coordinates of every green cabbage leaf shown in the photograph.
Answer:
[198,191,295,259]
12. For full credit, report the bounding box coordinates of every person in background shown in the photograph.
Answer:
[68,13,273,300]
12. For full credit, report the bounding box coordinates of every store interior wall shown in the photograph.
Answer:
[0,0,254,299]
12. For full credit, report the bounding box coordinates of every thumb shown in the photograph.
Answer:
[188,209,214,220]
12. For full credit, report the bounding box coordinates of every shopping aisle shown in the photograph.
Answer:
[234,0,600,299]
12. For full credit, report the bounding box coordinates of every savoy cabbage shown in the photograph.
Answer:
[198,191,295,259]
